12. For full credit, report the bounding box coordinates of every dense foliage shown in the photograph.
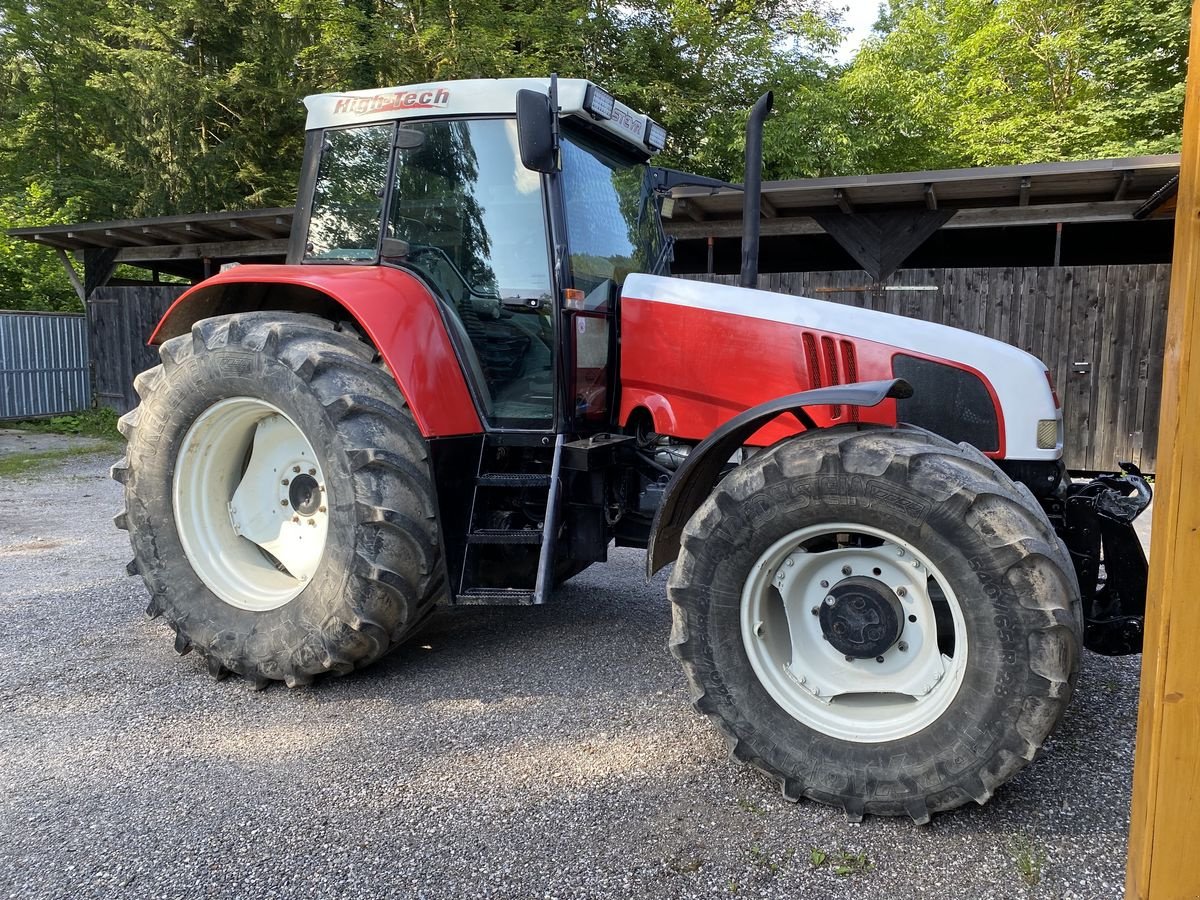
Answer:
[0,0,1189,310]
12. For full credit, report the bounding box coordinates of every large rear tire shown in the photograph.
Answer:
[113,312,446,687]
[668,425,1081,822]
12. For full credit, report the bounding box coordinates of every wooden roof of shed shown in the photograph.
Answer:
[667,154,1181,239]
[7,207,295,272]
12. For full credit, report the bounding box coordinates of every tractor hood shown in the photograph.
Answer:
[618,274,1062,462]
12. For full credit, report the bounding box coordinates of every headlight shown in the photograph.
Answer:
[644,120,667,151]
[583,84,615,120]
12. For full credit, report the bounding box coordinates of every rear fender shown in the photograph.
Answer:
[150,264,482,438]
[646,378,912,576]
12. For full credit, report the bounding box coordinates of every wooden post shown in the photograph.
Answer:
[1126,3,1200,895]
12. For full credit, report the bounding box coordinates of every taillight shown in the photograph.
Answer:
[1044,370,1060,409]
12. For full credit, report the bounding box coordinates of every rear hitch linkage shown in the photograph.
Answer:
[1049,462,1153,656]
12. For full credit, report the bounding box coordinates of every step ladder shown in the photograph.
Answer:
[456,434,564,606]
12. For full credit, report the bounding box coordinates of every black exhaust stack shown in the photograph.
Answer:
[739,91,773,289]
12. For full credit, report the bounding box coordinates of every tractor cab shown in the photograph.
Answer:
[290,78,669,434]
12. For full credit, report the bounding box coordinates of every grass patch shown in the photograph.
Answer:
[4,407,122,441]
[1008,834,1047,887]
[810,848,872,877]
[0,446,117,478]
[749,845,794,875]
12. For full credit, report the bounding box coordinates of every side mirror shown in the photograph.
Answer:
[516,89,557,173]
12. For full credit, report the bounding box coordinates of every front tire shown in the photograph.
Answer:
[668,425,1080,822]
[113,312,446,687]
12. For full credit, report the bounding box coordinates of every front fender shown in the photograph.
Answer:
[646,378,913,576]
[149,264,482,438]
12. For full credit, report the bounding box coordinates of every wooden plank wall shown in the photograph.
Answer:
[689,265,1170,473]
[87,285,187,414]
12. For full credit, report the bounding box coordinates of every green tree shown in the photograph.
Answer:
[836,0,1188,173]
[0,184,82,312]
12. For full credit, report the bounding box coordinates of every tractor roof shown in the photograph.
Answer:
[303,78,664,157]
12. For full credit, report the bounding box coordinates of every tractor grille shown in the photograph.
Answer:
[801,333,859,421]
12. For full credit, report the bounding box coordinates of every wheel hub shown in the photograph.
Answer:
[820,576,904,659]
[288,473,321,516]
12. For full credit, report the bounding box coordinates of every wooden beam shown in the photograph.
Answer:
[29,233,79,250]
[760,195,778,218]
[1126,6,1200,897]
[666,217,823,239]
[664,201,1144,240]
[105,228,157,247]
[812,208,955,280]
[66,230,122,248]
[227,219,280,240]
[924,183,937,210]
[1019,176,1032,206]
[834,188,854,214]
[1115,170,1135,201]
[113,238,289,263]
[683,200,706,222]
[53,248,86,304]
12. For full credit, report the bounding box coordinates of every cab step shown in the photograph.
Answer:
[476,472,552,487]
[455,588,537,606]
[467,528,543,545]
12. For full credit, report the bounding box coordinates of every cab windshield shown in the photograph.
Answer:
[561,131,665,306]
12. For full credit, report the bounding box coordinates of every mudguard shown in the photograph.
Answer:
[645,378,913,576]
[148,264,482,438]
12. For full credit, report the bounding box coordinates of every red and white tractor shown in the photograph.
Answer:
[113,77,1151,822]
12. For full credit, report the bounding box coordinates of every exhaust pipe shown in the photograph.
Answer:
[739,91,773,289]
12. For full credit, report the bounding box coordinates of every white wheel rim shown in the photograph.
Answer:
[173,397,330,611]
[741,522,968,743]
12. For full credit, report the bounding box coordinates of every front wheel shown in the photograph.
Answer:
[113,312,446,687]
[668,425,1080,822]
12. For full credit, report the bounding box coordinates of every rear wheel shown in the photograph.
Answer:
[113,312,446,687]
[668,425,1080,822]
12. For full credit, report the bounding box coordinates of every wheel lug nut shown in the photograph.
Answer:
[786,558,795,567]
[875,655,885,663]
[824,595,835,605]
[308,468,316,476]
[908,614,917,623]
[898,641,909,652]
[819,580,829,588]
[912,559,921,568]
[319,506,326,513]
[841,565,852,576]
[308,519,316,526]
[292,515,300,523]
[282,478,290,486]
[897,587,907,597]
[844,655,854,662]
[293,465,301,473]
[280,499,289,506]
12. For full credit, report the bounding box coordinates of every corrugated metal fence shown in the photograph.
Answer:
[0,311,91,419]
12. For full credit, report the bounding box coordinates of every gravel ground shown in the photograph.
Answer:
[0,447,1144,899]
